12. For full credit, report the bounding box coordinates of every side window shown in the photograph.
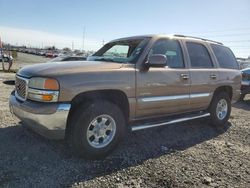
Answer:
[211,44,239,69]
[149,39,184,68]
[103,45,129,58]
[186,42,213,68]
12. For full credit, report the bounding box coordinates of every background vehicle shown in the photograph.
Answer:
[9,34,241,159]
[240,68,250,100]
[38,50,46,56]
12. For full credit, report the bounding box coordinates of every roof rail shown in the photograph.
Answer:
[174,34,223,45]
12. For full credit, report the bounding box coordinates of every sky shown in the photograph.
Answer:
[0,0,250,57]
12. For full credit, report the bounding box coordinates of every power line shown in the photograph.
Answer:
[222,40,250,43]
[229,46,250,48]
[185,27,250,35]
[231,49,250,51]
[198,33,250,38]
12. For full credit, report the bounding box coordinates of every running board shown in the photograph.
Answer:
[131,113,210,131]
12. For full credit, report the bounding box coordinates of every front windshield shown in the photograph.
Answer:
[87,38,150,64]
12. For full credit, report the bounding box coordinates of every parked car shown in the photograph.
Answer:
[240,68,250,100]
[38,50,46,56]
[49,55,87,62]
[45,51,54,58]
[9,34,241,159]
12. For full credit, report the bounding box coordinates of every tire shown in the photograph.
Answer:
[208,92,231,126]
[67,100,126,159]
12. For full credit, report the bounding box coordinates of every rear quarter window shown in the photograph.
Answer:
[211,44,239,69]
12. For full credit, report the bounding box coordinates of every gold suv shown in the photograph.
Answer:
[10,34,241,159]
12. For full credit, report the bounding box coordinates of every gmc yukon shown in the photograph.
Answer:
[9,35,241,159]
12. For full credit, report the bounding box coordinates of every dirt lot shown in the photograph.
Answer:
[0,53,249,187]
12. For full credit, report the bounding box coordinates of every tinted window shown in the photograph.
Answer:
[187,42,213,68]
[149,39,184,68]
[211,44,238,69]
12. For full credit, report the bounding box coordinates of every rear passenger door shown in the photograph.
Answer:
[185,42,218,111]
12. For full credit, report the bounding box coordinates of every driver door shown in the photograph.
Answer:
[136,39,191,118]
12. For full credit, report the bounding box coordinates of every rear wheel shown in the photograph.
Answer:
[208,92,231,126]
[67,100,126,159]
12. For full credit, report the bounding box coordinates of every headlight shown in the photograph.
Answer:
[28,77,59,90]
[28,77,59,102]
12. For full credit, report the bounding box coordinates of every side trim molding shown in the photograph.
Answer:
[141,93,210,102]
[190,93,210,98]
[141,94,189,102]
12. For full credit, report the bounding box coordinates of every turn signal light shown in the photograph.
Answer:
[44,79,59,90]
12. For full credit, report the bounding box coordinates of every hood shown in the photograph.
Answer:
[17,61,123,78]
[242,68,250,74]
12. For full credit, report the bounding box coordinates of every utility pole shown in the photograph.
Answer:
[0,36,3,56]
[72,41,74,51]
[83,26,86,52]
[102,39,105,46]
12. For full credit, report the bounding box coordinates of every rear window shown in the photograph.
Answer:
[211,44,239,69]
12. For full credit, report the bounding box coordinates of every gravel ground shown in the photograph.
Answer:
[0,54,249,187]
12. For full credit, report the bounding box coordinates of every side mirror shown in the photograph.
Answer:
[147,54,167,67]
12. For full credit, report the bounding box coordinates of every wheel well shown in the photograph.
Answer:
[213,86,233,100]
[66,90,130,136]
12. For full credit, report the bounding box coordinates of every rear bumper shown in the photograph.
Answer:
[9,91,71,139]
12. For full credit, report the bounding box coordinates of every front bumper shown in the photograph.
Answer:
[9,91,71,139]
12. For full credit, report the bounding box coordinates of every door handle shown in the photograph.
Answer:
[180,74,189,80]
[210,74,217,79]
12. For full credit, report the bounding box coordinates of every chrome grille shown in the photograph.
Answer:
[15,76,28,101]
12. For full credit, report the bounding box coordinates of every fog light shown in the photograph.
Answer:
[27,88,58,102]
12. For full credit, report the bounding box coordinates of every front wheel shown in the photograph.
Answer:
[208,92,231,126]
[67,100,126,159]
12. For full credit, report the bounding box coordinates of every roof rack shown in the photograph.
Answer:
[174,34,223,45]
